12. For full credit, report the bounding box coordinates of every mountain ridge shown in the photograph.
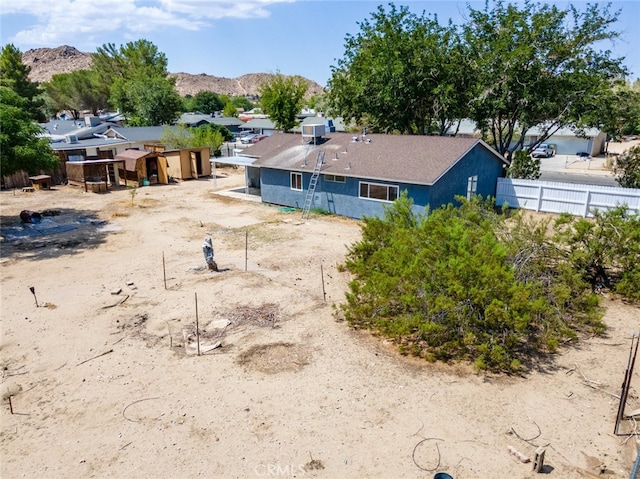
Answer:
[21,45,325,98]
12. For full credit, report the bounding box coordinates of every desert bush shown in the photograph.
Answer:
[340,193,610,373]
[553,206,640,301]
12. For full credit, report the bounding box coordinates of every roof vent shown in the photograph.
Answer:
[334,152,339,161]
[345,162,351,170]
[65,134,79,144]
[352,136,359,142]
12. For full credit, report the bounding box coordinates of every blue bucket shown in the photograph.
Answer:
[141,178,150,186]
[434,474,453,479]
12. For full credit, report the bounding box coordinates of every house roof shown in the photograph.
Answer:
[110,126,174,142]
[49,137,130,151]
[178,114,243,127]
[240,118,277,130]
[444,119,603,139]
[248,132,507,186]
[525,125,602,138]
[40,119,89,136]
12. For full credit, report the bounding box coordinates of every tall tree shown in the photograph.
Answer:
[584,79,640,148]
[43,70,109,118]
[327,4,472,135]
[91,39,181,125]
[160,124,228,154]
[0,86,59,176]
[223,101,238,118]
[259,73,307,132]
[190,91,225,115]
[230,96,254,111]
[463,1,626,159]
[0,44,46,121]
[123,76,182,126]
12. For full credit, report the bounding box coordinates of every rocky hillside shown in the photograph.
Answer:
[22,46,93,83]
[22,46,324,98]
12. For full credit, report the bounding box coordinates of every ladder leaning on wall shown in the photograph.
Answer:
[301,150,325,219]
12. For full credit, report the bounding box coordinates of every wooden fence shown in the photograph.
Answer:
[496,178,640,217]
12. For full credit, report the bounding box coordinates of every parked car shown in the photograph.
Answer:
[241,133,259,144]
[532,143,554,158]
[251,135,267,143]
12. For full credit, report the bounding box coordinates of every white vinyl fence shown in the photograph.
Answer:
[496,178,640,217]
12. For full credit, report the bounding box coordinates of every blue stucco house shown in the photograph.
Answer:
[239,131,508,219]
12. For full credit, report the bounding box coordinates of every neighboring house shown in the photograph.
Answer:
[241,131,508,219]
[177,114,244,134]
[293,116,348,133]
[444,120,606,157]
[43,120,175,162]
[238,118,278,136]
[445,119,480,138]
[524,126,606,156]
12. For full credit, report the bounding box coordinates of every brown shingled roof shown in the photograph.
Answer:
[249,132,505,185]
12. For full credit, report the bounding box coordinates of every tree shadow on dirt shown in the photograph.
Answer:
[0,207,116,261]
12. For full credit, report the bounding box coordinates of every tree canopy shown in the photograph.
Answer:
[91,40,181,125]
[160,123,229,154]
[259,73,307,132]
[0,86,59,176]
[0,44,46,122]
[464,1,625,158]
[43,70,109,119]
[614,145,640,189]
[184,91,225,115]
[327,1,628,157]
[328,4,471,135]
[585,79,640,145]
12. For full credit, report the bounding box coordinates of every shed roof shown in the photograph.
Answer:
[115,149,156,170]
[249,132,506,186]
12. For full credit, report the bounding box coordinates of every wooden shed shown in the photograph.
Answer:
[161,148,211,180]
[115,149,168,186]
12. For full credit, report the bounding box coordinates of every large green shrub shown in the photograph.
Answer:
[340,194,611,372]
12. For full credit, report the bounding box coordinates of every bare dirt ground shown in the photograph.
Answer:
[1,168,639,479]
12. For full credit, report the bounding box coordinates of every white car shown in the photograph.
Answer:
[532,144,554,158]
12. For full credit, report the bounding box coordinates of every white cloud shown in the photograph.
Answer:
[2,0,294,47]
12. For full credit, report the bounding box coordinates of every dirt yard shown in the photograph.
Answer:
[1,167,638,479]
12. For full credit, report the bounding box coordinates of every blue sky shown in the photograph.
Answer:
[0,0,638,87]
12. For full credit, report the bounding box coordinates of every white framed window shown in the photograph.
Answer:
[291,172,302,191]
[324,174,346,183]
[359,182,398,202]
[467,175,478,200]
